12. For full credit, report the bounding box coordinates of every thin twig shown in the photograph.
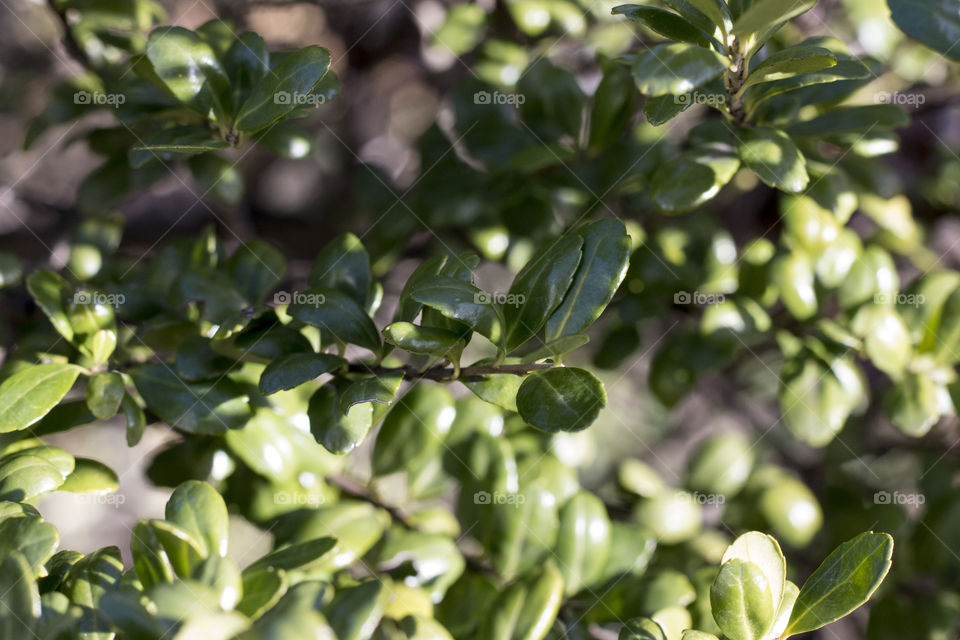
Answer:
[346,361,555,381]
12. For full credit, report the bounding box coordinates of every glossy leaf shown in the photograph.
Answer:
[888,0,960,61]
[145,26,231,120]
[308,233,372,307]
[711,559,775,640]
[131,364,251,434]
[288,288,381,353]
[308,383,375,454]
[165,480,230,558]
[413,277,506,350]
[516,367,605,433]
[0,364,83,433]
[235,46,332,131]
[259,353,346,395]
[783,532,893,637]
[632,43,727,96]
[737,127,808,193]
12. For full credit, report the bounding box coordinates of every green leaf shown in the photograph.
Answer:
[613,5,715,49]
[463,372,522,412]
[620,618,667,640]
[0,516,59,575]
[131,520,174,589]
[373,385,456,476]
[589,61,638,151]
[130,127,230,167]
[413,277,506,350]
[63,546,124,639]
[478,565,564,640]
[651,146,741,212]
[0,364,83,433]
[237,568,286,619]
[339,376,400,416]
[0,455,65,501]
[122,394,147,447]
[59,458,118,494]
[710,559,775,640]
[26,270,74,341]
[308,233,372,307]
[631,43,728,96]
[504,233,583,351]
[784,532,893,637]
[227,239,286,303]
[223,31,270,108]
[324,581,385,640]
[149,519,206,577]
[687,432,755,496]
[721,532,786,614]
[0,552,40,638]
[554,492,611,595]
[546,220,631,341]
[732,0,816,39]
[383,323,465,364]
[308,384,375,455]
[85,371,125,420]
[888,0,960,61]
[247,537,337,573]
[393,255,448,323]
[145,26,231,121]
[235,46,333,132]
[743,45,837,88]
[888,373,940,437]
[516,367,606,433]
[736,127,808,193]
[259,353,346,395]
[166,480,230,558]
[787,105,909,137]
[131,364,251,434]
[288,288,381,353]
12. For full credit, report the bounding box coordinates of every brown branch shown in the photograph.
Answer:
[346,361,555,381]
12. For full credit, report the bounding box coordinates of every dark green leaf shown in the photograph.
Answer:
[631,43,727,96]
[131,364,251,434]
[235,46,332,131]
[516,367,606,433]
[308,233,372,307]
[888,0,960,61]
[308,384,375,454]
[259,353,346,395]
[613,5,714,48]
[288,288,381,353]
[413,277,506,351]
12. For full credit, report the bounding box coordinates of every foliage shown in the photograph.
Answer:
[4,0,960,637]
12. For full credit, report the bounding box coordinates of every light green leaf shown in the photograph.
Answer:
[373,385,455,476]
[85,372,125,420]
[737,127,808,193]
[784,532,893,636]
[0,364,83,433]
[554,492,611,595]
[237,568,287,619]
[166,480,230,558]
[651,146,740,212]
[59,459,118,495]
[0,552,40,638]
[26,270,74,341]
[711,559,775,640]
[308,384,375,455]
[721,532,786,613]
[619,617,667,640]
[0,516,59,575]
[247,537,337,573]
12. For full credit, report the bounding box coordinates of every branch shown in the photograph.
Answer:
[346,361,555,381]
